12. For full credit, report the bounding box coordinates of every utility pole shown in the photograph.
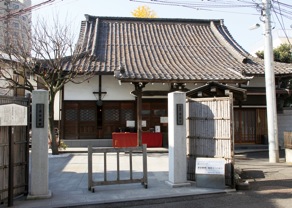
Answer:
[263,0,279,163]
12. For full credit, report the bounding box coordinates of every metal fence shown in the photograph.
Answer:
[88,144,148,193]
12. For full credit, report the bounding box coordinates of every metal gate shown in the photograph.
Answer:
[0,95,30,206]
[186,95,234,188]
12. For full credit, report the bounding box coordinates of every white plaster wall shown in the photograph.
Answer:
[144,82,199,91]
[64,75,201,101]
[242,76,265,88]
[64,75,135,101]
[142,82,171,91]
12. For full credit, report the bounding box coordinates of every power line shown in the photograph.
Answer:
[0,0,58,20]
[130,0,292,46]
[271,0,292,48]
[130,0,261,9]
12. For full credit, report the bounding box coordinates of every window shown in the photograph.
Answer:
[104,109,119,121]
[65,109,77,121]
[12,4,20,10]
[13,22,19,28]
[80,109,95,121]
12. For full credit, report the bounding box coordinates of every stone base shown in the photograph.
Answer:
[27,190,52,200]
[165,181,192,188]
[196,174,225,189]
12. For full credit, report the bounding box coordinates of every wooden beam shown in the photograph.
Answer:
[134,82,147,146]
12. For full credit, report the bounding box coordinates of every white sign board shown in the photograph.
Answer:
[0,104,27,126]
[160,117,168,123]
[126,120,135,127]
[196,158,225,175]
[142,120,146,127]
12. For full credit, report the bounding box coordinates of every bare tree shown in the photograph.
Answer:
[0,16,94,154]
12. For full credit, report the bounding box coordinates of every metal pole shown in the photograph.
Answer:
[263,0,279,163]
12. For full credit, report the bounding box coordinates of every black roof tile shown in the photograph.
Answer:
[70,15,292,83]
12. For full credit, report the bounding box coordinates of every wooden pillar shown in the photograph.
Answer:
[134,82,146,147]
[137,88,142,146]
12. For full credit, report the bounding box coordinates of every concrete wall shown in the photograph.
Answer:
[278,108,292,148]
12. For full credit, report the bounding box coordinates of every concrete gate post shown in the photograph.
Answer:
[27,90,52,199]
[166,92,191,187]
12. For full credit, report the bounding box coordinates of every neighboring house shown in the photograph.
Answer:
[0,74,13,96]
[0,52,38,97]
[251,29,292,56]
[0,1,32,96]
[61,15,292,147]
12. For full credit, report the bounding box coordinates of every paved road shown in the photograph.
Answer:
[69,150,292,208]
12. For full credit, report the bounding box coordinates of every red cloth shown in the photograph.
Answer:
[112,132,163,147]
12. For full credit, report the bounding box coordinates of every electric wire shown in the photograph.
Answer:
[272,0,292,47]
[1,0,292,46]
[131,0,292,47]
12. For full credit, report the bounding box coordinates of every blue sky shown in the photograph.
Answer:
[32,0,292,54]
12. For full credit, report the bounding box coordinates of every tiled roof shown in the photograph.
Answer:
[69,15,292,83]
[186,81,247,101]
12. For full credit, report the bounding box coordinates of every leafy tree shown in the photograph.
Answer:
[132,5,158,18]
[255,43,292,108]
[0,17,94,155]
[274,43,292,63]
[255,50,264,59]
[255,43,292,63]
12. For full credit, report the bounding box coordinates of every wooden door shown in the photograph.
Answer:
[79,102,98,139]
[234,108,265,144]
[256,109,267,144]
[63,102,79,139]
[63,102,97,139]
[141,99,167,132]
[102,102,136,138]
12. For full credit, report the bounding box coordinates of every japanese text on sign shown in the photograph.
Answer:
[196,158,225,175]
[0,104,27,126]
[176,104,183,125]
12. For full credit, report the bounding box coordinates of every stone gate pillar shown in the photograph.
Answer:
[27,90,51,199]
[166,92,191,187]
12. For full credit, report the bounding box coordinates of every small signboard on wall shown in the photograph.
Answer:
[142,120,146,127]
[0,104,27,126]
[160,117,168,123]
[126,120,135,127]
[196,158,225,175]
[195,157,226,189]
